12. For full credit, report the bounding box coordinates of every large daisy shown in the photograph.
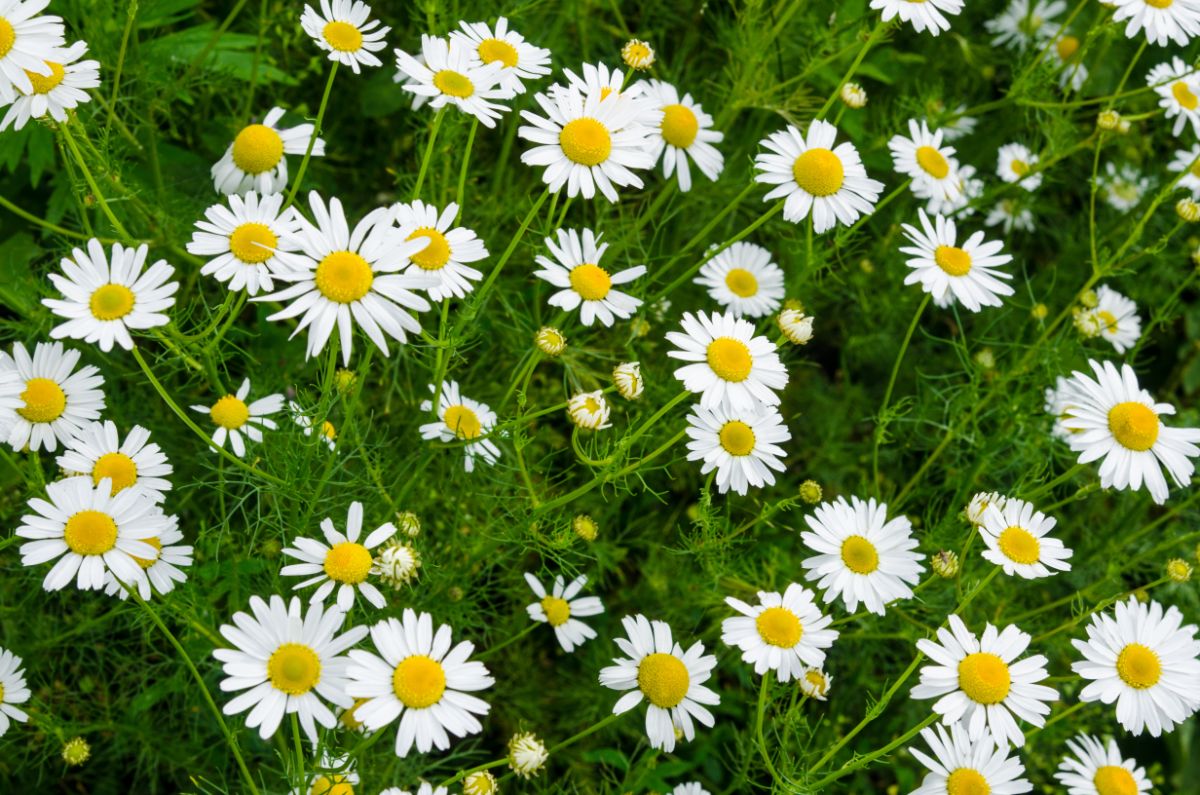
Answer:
[450,18,551,96]
[721,583,839,682]
[0,0,64,103]
[0,341,105,453]
[695,242,784,319]
[684,402,790,495]
[418,381,500,472]
[1147,56,1200,137]
[869,0,963,35]
[900,209,1015,312]
[56,420,173,502]
[909,723,1032,795]
[666,310,788,412]
[393,200,488,301]
[211,107,326,196]
[524,572,605,653]
[1054,734,1152,795]
[395,35,510,127]
[0,648,30,739]
[0,39,99,131]
[187,191,302,296]
[282,501,397,610]
[1110,0,1200,47]
[639,79,725,192]
[300,0,389,73]
[533,228,645,326]
[979,497,1072,579]
[888,119,961,202]
[190,377,284,458]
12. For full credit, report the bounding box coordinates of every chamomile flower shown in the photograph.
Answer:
[43,239,177,352]
[965,491,1008,527]
[613,361,644,400]
[211,107,325,196]
[346,609,494,757]
[418,381,500,472]
[1054,734,1152,795]
[567,390,612,430]
[900,210,1015,312]
[393,200,488,301]
[666,310,788,412]
[380,786,447,795]
[395,35,511,127]
[1060,359,1200,505]
[289,401,337,451]
[598,615,720,753]
[0,0,65,103]
[1071,597,1200,736]
[525,573,604,654]
[1110,0,1200,47]
[685,403,790,495]
[985,0,1066,50]
[0,341,104,453]
[102,513,192,601]
[721,583,838,683]
[639,79,725,192]
[909,723,1033,795]
[985,198,1036,233]
[621,39,655,70]
[190,377,284,458]
[1147,56,1200,136]
[696,242,784,319]
[997,143,1042,191]
[799,667,832,700]
[187,192,302,296]
[979,498,1072,579]
[888,119,961,202]
[671,785,709,795]
[214,595,367,744]
[1167,144,1200,197]
[870,0,963,36]
[282,501,398,611]
[939,106,978,142]
[911,614,1057,749]
[0,648,30,738]
[0,39,98,130]
[292,753,359,795]
[778,308,814,345]
[1097,162,1152,212]
[1055,35,1089,92]
[375,541,421,589]
[533,228,645,326]
[56,421,172,502]
[754,120,884,233]
[300,0,389,73]
[559,61,642,103]
[451,18,551,96]
[256,192,434,366]
[1045,376,1090,444]
[801,496,925,616]
[1078,285,1142,353]
[915,164,984,218]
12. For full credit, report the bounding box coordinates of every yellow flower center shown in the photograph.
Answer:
[957,652,1011,705]
[1107,402,1159,451]
[267,643,322,695]
[840,535,880,574]
[93,452,139,493]
[1011,159,1030,177]
[568,263,612,300]
[1146,0,1174,8]
[444,404,482,440]
[756,606,802,648]
[1172,79,1198,110]
[803,669,829,695]
[724,267,759,297]
[231,124,285,175]
[132,537,163,569]
[210,395,250,430]
[637,652,690,708]
[392,655,446,708]
[1094,765,1138,795]
[25,62,65,95]
[706,337,753,382]
[310,775,354,795]
[1116,643,1162,689]
[916,145,950,179]
[63,510,119,556]
[433,69,475,98]
[560,118,612,166]
[18,377,66,423]
[1097,310,1119,333]
[997,526,1040,565]
[718,420,756,456]
[321,420,337,441]
[323,542,373,584]
[934,245,972,277]
[478,37,519,67]
[229,222,278,264]
[322,20,363,52]
[661,104,699,148]
[541,595,571,626]
[946,768,990,795]
[1056,35,1080,61]
[599,86,615,101]
[339,697,369,730]
[315,250,374,303]
[624,42,652,63]
[0,17,14,58]
[89,283,136,321]
[407,227,452,270]
[792,148,845,197]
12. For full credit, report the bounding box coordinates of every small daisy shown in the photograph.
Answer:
[912,614,1057,749]
[985,198,1036,233]
[56,421,172,502]
[1072,597,1200,736]
[395,35,511,128]
[799,667,832,700]
[393,200,488,301]
[888,119,961,202]
[985,0,1066,51]
[754,120,884,233]
[187,191,302,296]
[598,615,719,753]
[996,143,1042,191]
[533,228,645,326]
[508,731,548,778]
[870,0,963,36]
[1110,0,1200,47]
[666,310,788,412]
[0,0,65,103]
[613,361,644,400]
[43,239,177,352]
[639,79,724,192]
[289,400,337,451]
[190,377,284,458]
[1148,56,1200,137]
[722,583,838,683]
[0,341,104,453]
[292,752,359,795]
[965,491,1008,526]
[211,107,325,196]
[1055,35,1089,92]
[102,512,192,601]
[1061,359,1200,504]
[214,595,367,743]
[801,495,925,615]
[1097,162,1152,212]
[0,39,99,130]
[671,785,709,795]
[451,18,551,96]
[1079,285,1142,353]
[1167,143,1200,197]
[525,572,604,653]
[567,390,612,430]
[1055,734,1152,795]
[900,210,1015,312]
[1045,375,1088,440]
[621,39,655,70]
[300,0,389,73]
[685,403,790,495]
[418,381,500,472]
[282,501,398,611]
[979,498,1072,579]
[695,242,784,319]
[915,164,984,218]
[909,723,1033,795]
[0,648,30,739]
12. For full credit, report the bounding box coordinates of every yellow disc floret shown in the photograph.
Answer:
[478,38,519,67]
[0,18,15,59]
[724,268,759,297]
[718,420,756,456]
[310,774,354,795]
[934,245,972,277]
[1173,80,1199,110]
[997,526,1041,565]
[315,250,374,303]
[1116,643,1161,689]
[18,378,67,423]
[560,118,612,166]
[1093,765,1138,795]
[541,596,571,626]
[569,263,612,300]
[637,653,690,708]
[267,643,322,695]
[63,510,119,556]
[323,542,373,584]
[916,145,950,179]
[444,404,482,440]
[322,20,363,52]
[231,124,285,175]
[210,395,250,430]
[433,69,475,98]
[229,223,278,264]
[840,535,880,574]
[1108,402,1159,451]
[792,148,845,197]
[958,652,1012,705]
[756,606,802,648]
[945,768,991,795]
[706,337,753,382]
[89,283,136,321]
[132,537,163,569]
[661,104,699,148]
[407,227,452,270]
[392,655,446,708]
[93,452,139,493]
[25,62,65,95]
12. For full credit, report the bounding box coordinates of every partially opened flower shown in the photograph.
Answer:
[567,390,612,430]
[301,0,390,73]
[0,39,99,130]
[0,341,105,453]
[211,107,325,196]
[282,501,398,610]
[450,18,551,96]
[524,572,604,652]
[395,35,511,127]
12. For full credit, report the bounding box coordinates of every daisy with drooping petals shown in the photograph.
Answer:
[1055,734,1152,795]
[0,341,104,453]
[778,307,814,345]
[985,0,1066,50]
[393,200,488,301]
[0,0,65,103]
[1071,597,1200,736]
[1167,143,1200,197]
[395,35,511,127]
[282,501,398,611]
[685,403,790,495]
[721,583,838,683]
[567,390,612,430]
[451,18,551,96]
[214,595,367,744]
[997,143,1042,191]
[43,239,177,352]
[870,0,963,35]
[1147,56,1200,137]
[57,421,172,502]
[613,361,643,400]
[0,648,30,739]
[965,491,1008,526]
[667,310,788,412]
[187,192,301,296]
[696,242,784,319]
[211,107,325,196]
[639,79,724,192]
[190,377,284,458]
[801,496,925,616]
[418,381,500,472]
[0,39,99,131]
[909,723,1033,795]
[1075,285,1142,353]
[889,119,961,202]
[288,400,337,451]
[534,228,645,326]
[524,572,605,652]
[301,0,389,73]
[346,609,494,757]
[102,512,191,601]
[1110,0,1200,48]
[900,210,1015,312]
[799,667,833,700]
[1097,162,1152,212]
[979,498,1072,579]
[1060,359,1200,505]
[598,615,719,753]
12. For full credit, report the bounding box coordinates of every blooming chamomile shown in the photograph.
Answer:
[979,498,1072,579]
[0,341,104,453]
[395,35,511,127]
[451,18,551,96]
[909,723,1033,795]
[524,572,604,652]
[394,200,488,301]
[211,107,325,196]
[1054,734,1152,795]
[301,0,390,73]
[870,0,963,36]
[667,310,788,412]
[56,420,172,501]
[900,209,1014,312]
[684,403,790,495]
[0,39,99,130]
[190,377,283,458]
[639,79,725,192]
[418,381,501,472]
[695,242,784,319]
[721,583,838,682]
[282,501,398,610]
[187,191,301,296]
[533,228,645,326]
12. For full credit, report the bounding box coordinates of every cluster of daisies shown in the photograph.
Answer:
[0,0,99,131]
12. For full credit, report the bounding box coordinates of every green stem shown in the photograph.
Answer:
[455,117,479,221]
[458,189,549,326]
[106,0,138,138]
[283,61,338,209]
[756,676,783,785]
[873,294,929,488]
[809,714,938,789]
[59,121,133,241]
[291,713,306,791]
[412,106,447,201]
[817,21,887,120]
[477,622,538,659]
[0,194,99,241]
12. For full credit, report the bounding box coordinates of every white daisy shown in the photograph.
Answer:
[1097,162,1152,212]
[282,501,397,611]
[900,210,1015,312]
[393,200,488,301]
[395,35,511,128]
[965,491,1008,526]
[533,228,645,326]
[418,381,500,472]
[190,377,284,459]
[979,498,1072,579]
[612,361,644,400]
[888,119,961,202]
[0,0,65,103]
[211,107,326,196]
[598,615,720,753]
[1045,375,1088,441]
[450,18,551,96]
[0,341,104,453]
[1055,35,1089,92]
[1078,285,1142,353]
[1147,56,1200,137]
[524,572,604,652]
[508,731,549,778]
[721,583,838,683]
[801,496,925,616]
[43,239,177,352]
[0,39,98,130]
[985,198,1036,233]
[300,0,389,73]
[291,752,359,795]
[1167,143,1200,197]
[985,0,1066,50]
[1110,0,1200,47]
[102,511,191,601]
[639,79,725,192]
[288,400,338,451]
[997,143,1042,191]
[869,0,963,36]
[380,785,446,795]
[799,667,833,700]
[558,61,643,105]
[666,310,788,412]
[1054,734,1152,795]
[0,648,30,738]
[187,191,302,296]
[1071,597,1200,736]
[56,420,172,502]
[778,308,814,345]
[567,390,612,430]
[915,164,984,218]
[909,723,1033,795]
[684,403,790,495]
[695,242,784,319]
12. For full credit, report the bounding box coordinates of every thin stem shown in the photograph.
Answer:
[817,21,887,120]
[873,294,930,487]
[59,121,133,241]
[0,194,102,241]
[547,711,623,754]
[756,676,783,785]
[477,623,537,659]
[809,714,938,789]
[284,61,338,209]
[292,713,307,792]
[412,106,447,201]
[106,0,138,138]
[455,117,479,222]
[458,189,549,326]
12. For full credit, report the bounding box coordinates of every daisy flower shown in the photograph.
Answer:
[979,498,1072,579]
[282,501,398,610]
[909,723,1033,795]
[598,615,719,753]
[1072,597,1200,736]
[288,400,337,450]
[291,752,358,795]
[558,61,643,104]
[0,341,104,453]
[190,377,284,458]
[1060,359,1200,505]
[451,18,551,96]
[300,0,389,73]
[214,595,367,744]
[524,572,604,653]
[684,403,790,495]
[393,200,488,301]
[1147,56,1200,137]
[211,107,325,196]
[1110,0,1200,47]
[0,0,64,103]
[567,390,612,430]
[255,192,434,366]
[102,512,192,601]
[346,609,494,757]
[43,239,178,353]
[1097,162,1152,212]
[418,381,500,472]
[671,785,709,795]
[996,143,1042,191]
[0,648,30,739]
[1045,375,1088,441]
[613,361,644,400]
[621,39,655,70]
[395,35,511,127]
[938,106,978,142]
[965,491,1008,526]
[0,39,98,130]
[1077,285,1142,353]
[915,164,984,218]
[888,119,961,202]
[985,198,1035,233]
[985,0,1066,50]
[15,475,164,592]
[801,496,925,616]
[666,310,788,412]
[869,0,963,36]
[1167,143,1200,197]
[799,667,833,700]
[508,731,549,778]
[1055,35,1089,92]
[533,228,645,326]
[778,308,814,345]
[721,583,838,683]
[695,242,784,319]
[900,210,1015,312]
[1055,734,1152,795]
[56,421,172,502]
[187,191,302,296]
[639,79,725,192]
